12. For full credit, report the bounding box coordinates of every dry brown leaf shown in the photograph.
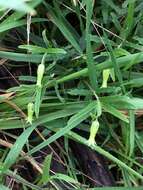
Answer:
[0,92,14,100]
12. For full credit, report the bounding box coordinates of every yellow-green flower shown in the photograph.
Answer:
[101,69,110,88]
[36,63,45,87]
[26,102,34,124]
[88,119,99,146]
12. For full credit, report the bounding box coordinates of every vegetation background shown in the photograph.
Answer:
[0,0,143,189]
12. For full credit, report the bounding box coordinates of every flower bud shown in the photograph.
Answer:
[88,119,99,146]
[26,102,34,124]
[73,0,77,6]
[36,63,45,87]
[101,69,110,88]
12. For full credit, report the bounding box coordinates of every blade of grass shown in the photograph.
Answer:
[0,18,47,33]
[103,30,126,93]
[129,110,135,157]
[85,0,97,90]
[101,102,129,123]
[120,0,135,40]
[1,124,36,173]
[4,170,43,190]
[39,153,52,184]
[0,51,65,63]
[43,1,82,54]
[51,173,79,185]
[135,132,143,154]
[19,45,67,54]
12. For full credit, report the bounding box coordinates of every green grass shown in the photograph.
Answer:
[0,0,143,189]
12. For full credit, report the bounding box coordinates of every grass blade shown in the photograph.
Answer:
[19,45,67,54]
[43,1,82,54]
[102,102,129,123]
[40,154,52,184]
[129,110,135,157]
[85,0,97,90]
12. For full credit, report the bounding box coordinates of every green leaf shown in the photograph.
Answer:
[136,132,143,154]
[129,98,143,109]
[0,51,64,63]
[4,170,42,190]
[40,154,52,184]
[103,29,125,93]
[2,124,35,172]
[100,95,136,110]
[124,78,143,88]
[102,102,129,123]
[120,0,135,40]
[19,45,67,54]
[85,0,97,90]
[43,2,82,54]
[0,18,47,33]
[128,110,135,157]
[51,173,78,184]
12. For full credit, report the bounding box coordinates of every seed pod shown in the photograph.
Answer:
[36,63,45,87]
[88,119,99,146]
[26,102,34,124]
